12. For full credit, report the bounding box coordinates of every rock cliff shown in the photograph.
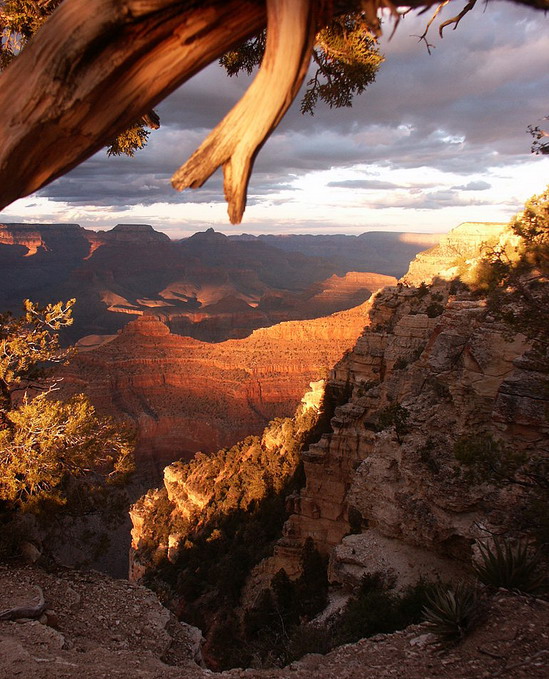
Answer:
[130,218,548,601]
[59,297,381,478]
[266,220,548,588]
[403,221,506,285]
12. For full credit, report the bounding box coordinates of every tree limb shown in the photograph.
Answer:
[0,0,548,221]
[172,0,320,224]
[0,0,267,212]
[439,0,477,37]
[412,0,449,53]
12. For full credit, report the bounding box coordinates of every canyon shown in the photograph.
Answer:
[129,217,548,663]
[1,212,547,678]
[58,291,394,477]
[0,222,437,343]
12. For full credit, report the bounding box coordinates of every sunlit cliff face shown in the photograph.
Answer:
[57,303,371,477]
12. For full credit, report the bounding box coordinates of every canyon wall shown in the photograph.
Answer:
[59,296,388,478]
[130,221,548,595]
[269,220,547,588]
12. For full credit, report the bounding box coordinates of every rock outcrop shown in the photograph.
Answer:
[0,564,204,678]
[59,298,380,479]
[276,284,540,582]
[1,565,547,679]
[268,220,547,587]
[129,379,325,582]
[403,221,506,285]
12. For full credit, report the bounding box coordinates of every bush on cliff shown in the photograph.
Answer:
[454,433,549,549]
[467,186,548,340]
[0,300,134,557]
[334,573,433,646]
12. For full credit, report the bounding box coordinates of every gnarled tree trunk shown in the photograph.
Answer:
[0,0,547,222]
[0,0,267,212]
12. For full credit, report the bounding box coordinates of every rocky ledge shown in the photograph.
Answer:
[1,566,547,679]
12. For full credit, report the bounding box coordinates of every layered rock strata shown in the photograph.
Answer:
[269,221,547,586]
[403,221,506,285]
[129,380,325,582]
[59,298,378,478]
[130,221,548,594]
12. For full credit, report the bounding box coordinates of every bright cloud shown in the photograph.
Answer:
[1,2,548,238]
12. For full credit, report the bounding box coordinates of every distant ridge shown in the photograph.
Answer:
[0,223,433,343]
[229,231,443,278]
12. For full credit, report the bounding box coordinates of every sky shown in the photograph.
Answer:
[2,1,548,238]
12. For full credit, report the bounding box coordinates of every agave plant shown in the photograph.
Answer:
[473,539,547,594]
[422,582,479,642]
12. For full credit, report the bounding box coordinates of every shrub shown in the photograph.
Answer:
[473,539,547,594]
[348,505,363,534]
[335,574,432,646]
[453,434,525,484]
[286,624,332,661]
[422,582,479,642]
[393,357,408,370]
[426,302,444,318]
[416,282,430,298]
[376,404,410,444]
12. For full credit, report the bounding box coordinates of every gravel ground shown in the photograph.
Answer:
[0,565,547,679]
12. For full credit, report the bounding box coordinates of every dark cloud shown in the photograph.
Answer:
[452,180,492,191]
[33,2,548,214]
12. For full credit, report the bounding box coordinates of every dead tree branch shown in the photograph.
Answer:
[412,0,449,53]
[439,0,478,37]
[0,0,548,221]
[0,0,267,213]
[172,0,319,224]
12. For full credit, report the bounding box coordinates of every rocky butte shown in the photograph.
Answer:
[129,218,548,664]
[58,282,394,479]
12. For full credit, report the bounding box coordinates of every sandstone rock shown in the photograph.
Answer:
[260,222,548,587]
[328,531,465,589]
[58,300,379,480]
[403,222,507,286]
[0,564,203,676]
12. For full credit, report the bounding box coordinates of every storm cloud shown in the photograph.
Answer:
[5,1,548,234]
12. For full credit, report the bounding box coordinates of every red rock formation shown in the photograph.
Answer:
[60,293,391,479]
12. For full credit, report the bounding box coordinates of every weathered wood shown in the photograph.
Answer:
[0,0,266,211]
[172,0,319,224]
[0,0,547,222]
